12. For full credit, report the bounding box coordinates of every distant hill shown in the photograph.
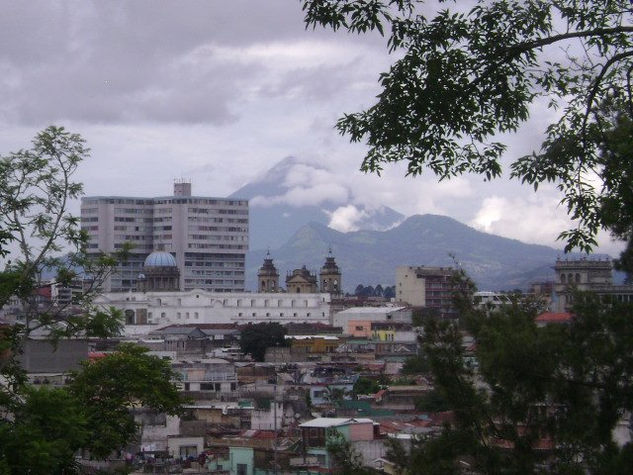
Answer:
[245,214,566,292]
[230,156,404,250]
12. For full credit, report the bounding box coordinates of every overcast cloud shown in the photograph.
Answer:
[0,0,624,256]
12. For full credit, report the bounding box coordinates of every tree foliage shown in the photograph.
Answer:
[0,344,184,473]
[302,0,633,256]
[0,386,87,474]
[326,428,373,475]
[68,343,184,459]
[0,126,126,338]
[352,376,382,395]
[0,127,126,402]
[401,352,431,375]
[393,290,633,473]
[354,283,395,298]
[239,322,289,361]
[0,127,183,472]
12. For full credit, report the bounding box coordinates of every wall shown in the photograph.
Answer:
[352,439,387,467]
[347,422,374,441]
[395,266,426,307]
[167,435,204,458]
[333,306,410,329]
[250,402,283,430]
[347,320,372,337]
[230,446,254,475]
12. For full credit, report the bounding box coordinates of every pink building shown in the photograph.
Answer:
[347,320,373,338]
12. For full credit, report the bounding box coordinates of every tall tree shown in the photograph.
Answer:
[0,127,182,472]
[68,343,184,459]
[239,322,289,361]
[0,127,125,401]
[0,345,184,473]
[302,0,633,257]
[391,290,633,473]
[326,429,373,475]
[374,284,384,297]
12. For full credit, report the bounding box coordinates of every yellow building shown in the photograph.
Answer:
[288,335,341,354]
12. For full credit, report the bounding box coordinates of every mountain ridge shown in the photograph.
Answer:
[245,214,564,292]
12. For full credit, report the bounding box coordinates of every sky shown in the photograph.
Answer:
[0,0,624,256]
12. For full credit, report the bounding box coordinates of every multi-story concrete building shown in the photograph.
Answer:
[552,257,633,311]
[81,181,248,292]
[395,265,464,318]
[333,306,410,330]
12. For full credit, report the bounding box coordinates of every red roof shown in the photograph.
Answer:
[535,312,573,324]
[238,429,276,439]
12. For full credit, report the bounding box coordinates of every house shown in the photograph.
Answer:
[376,385,433,411]
[334,306,410,329]
[134,408,180,454]
[287,335,341,356]
[172,358,238,395]
[299,417,383,470]
[167,435,204,458]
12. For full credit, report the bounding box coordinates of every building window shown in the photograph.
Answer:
[124,309,135,325]
[180,445,198,457]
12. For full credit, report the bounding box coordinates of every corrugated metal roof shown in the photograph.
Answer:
[299,417,374,428]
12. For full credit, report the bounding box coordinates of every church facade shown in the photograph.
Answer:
[257,250,343,296]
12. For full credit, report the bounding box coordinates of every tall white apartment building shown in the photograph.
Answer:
[81,182,248,292]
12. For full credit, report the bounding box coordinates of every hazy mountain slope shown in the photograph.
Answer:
[230,156,404,250]
[245,214,564,292]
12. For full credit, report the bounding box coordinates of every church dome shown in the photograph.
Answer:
[144,251,177,268]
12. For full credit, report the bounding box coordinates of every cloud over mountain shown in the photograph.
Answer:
[231,156,404,250]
